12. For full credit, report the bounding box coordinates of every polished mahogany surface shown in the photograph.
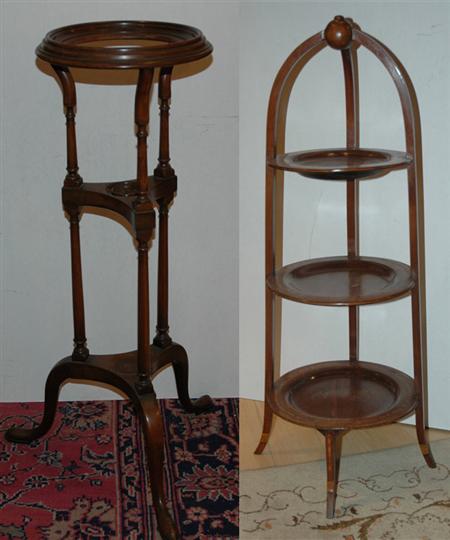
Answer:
[5,19,215,540]
[267,256,415,306]
[267,148,412,180]
[256,14,436,520]
[36,20,212,69]
[269,360,418,430]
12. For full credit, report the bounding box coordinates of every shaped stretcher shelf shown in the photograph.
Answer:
[267,148,412,180]
[269,360,418,430]
[267,256,415,306]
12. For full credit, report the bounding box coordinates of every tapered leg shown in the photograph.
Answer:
[171,346,213,414]
[138,393,178,540]
[69,212,89,361]
[416,410,436,468]
[411,288,436,468]
[154,198,172,349]
[321,430,344,519]
[5,363,66,443]
[254,403,274,455]
[255,288,275,454]
[136,239,153,394]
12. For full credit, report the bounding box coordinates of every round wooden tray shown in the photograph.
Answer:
[269,361,418,430]
[267,256,415,306]
[36,20,213,69]
[267,148,412,180]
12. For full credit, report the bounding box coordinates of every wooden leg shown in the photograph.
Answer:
[154,198,173,349]
[322,430,345,519]
[5,362,66,443]
[69,212,89,361]
[136,239,153,394]
[138,393,179,540]
[416,409,436,468]
[255,289,276,454]
[411,289,436,468]
[255,402,273,454]
[171,345,213,414]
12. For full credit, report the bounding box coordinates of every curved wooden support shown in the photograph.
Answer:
[154,67,175,178]
[258,32,326,455]
[135,68,154,204]
[138,393,179,540]
[5,362,67,443]
[254,401,273,455]
[255,288,275,455]
[353,27,435,469]
[170,344,213,414]
[53,65,82,187]
[412,287,436,468]
[4,353,179,539]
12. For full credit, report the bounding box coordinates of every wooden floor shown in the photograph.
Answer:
[240,398,450,471]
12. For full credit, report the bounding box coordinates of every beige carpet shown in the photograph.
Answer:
[240,438,450,540]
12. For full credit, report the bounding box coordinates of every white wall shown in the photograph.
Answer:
[0,1,238,401]
[239,2,450,429]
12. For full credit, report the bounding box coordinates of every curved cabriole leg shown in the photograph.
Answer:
[254,402,273,455]
[321,429,345,519]
[255,288,276,455]
[138,392,179,540]
[416,413,436,468]
[5,363,66,443]
[411,286,436,468]
[171,345,213,414]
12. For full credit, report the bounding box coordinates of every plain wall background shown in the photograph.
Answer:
[239,2,450,429]
[0,1,238,401]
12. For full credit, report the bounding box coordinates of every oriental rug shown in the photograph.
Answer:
[240,437,450,540]
[0,398,239,539]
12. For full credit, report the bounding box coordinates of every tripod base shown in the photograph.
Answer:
[255,406,436,519]
[5,343,212,540]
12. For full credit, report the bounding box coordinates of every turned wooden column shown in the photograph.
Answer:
[5,21,214,540]
[53,65,89,362]
[154,66,175,349]
[134,67,155,393]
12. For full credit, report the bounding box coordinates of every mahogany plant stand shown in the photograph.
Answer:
[5,21,214,540]
[255,16,436,519]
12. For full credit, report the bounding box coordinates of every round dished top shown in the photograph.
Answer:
[36,20,213,69]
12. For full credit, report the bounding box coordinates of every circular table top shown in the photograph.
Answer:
[267,148,412,180]
[270,360,417,430]
[36,20,213,69]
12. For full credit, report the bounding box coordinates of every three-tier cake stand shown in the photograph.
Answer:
[255,15,436,518]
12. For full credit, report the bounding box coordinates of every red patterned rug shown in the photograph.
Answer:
[0,398,239,539]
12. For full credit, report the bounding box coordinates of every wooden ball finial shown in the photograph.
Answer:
[324,15,353,50]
